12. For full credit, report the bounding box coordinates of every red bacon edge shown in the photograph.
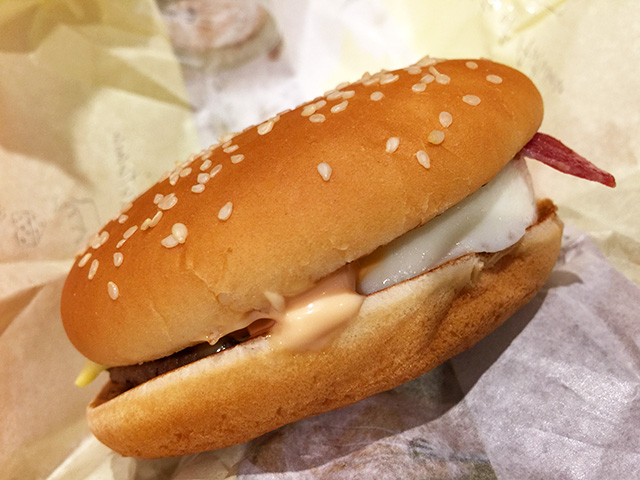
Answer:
[520,133,616,188]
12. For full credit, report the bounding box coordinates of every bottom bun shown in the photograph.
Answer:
[88,200,563,458]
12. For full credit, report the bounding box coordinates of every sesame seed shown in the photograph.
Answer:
[161,235,179,248]
[463,94,481,106]
[428,130,445,145]
[113,252,123,267]
[218,202,233,221]
[150,210,163,227]
[197,173,210,184]
[317,162,332,181]
[219,132,235,143]
[118,214,128,224]
[87,232,101,249]
[335,81,349,90]
[309,113,326,123]
[314,99,327,110]
[439,111,453,128]
[107,281,119,300]
[116,239,126,249]
[158,193,178,210]
[421,74,435,84]
[341,90,355,99]
[169,172,179,185]
[380,73,399,85]
[222,140,232,149]
[154,194,164,204]
[231,154,245,164]
[486,74,503,84]
[121,202,133,213]
[326,90,343,101]
[140,218,152,230]
[406,65,422,75]
[466,61,478,70]
[202,151,213,160]
[171,223,188,244]
[78,252,92,267]
[435,74,450,85]
[98,231,109,246]
[90,233,104,249]
[200,159,212,171]
[386,137,400,153]
[210,164,222,177]
[428,66,440,76]
[370,91,384,101]
[257,120,274,135]
[88,259,99,280]
[362,77,380,87]
[301,104,316,117]
[416,56,437,67]
[191,184,205,193]
[223,145,239,154]
[179,167,192,178]
[331,101,348,113]
[416,150,431,169]
[412,83,426,92]
[123,226,138,239]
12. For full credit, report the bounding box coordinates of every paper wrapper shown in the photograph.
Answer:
[1,1,639,479]
[0,1,198,478]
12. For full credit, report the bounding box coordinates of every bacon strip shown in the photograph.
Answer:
[520,133,616,187]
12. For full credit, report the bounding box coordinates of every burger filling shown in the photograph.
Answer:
[108,318,275,391]
[79,158,538,392]
[357,156,536,294]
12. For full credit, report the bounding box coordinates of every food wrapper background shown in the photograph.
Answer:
[0,0,638,479]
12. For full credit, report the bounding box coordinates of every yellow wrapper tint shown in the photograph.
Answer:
[0,0,198,478]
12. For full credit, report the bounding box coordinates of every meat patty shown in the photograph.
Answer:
[108,318,275,392]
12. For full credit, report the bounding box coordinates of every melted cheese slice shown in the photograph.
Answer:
[357,158,537,295]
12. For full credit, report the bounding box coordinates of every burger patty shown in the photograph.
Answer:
[108,336,240,391]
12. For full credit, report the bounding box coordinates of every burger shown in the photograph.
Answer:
[61,57,615,458]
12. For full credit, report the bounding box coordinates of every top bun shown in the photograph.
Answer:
[61,58,543,366]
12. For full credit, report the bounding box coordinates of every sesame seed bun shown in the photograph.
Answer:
[61,58,543,367]
[86,201,562,458]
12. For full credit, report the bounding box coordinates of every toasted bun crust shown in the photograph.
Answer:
[87,201,562,458]
[61,58,543,366]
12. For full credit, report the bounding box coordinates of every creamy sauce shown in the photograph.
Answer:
[258,266,365,350]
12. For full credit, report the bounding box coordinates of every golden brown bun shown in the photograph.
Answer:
[87,201,562,458]
[61,58,543,366]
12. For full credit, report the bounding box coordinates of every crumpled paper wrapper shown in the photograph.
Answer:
[0,1,198,478]
[1,0,639,479]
